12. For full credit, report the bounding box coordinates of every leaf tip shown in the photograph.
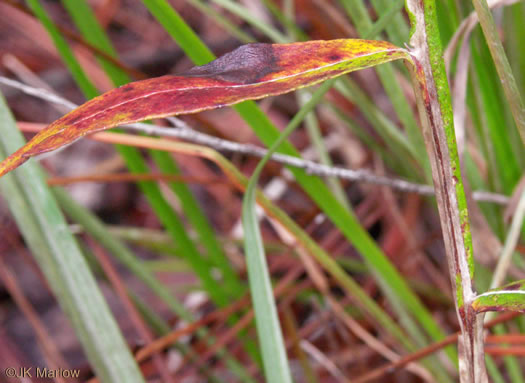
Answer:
[0,150,30,179]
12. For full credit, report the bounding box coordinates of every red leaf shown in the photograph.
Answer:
[0,39,409,177]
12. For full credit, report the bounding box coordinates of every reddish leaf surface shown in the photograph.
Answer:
[0,39,409,177]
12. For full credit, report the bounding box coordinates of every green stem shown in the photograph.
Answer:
[405,1,487,381]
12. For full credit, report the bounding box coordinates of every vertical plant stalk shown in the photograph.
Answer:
[405,1,487,382]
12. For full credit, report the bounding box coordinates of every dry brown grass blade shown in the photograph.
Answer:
[486,334,525,345]
[46,173,228,186]
[0,254,70,383]
[484,346,525,356]
[2,111,506,205]
[1,0,146,80]
[353,312,520,383]
[87,238,173,383]
[135,263,303,366]
[261,192,434,381]
[282,307,319,383]
[134,294,250,363]
[197,264,304,367]
[294,243,434,382]
[504,175,525,223]
[300,340,346,382]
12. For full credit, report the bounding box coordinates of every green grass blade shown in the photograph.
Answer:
[141,0,214,64]
[241,200,292,383]
[212,0,288,43]
[369,0,408,45]
[25,0,98,96]
[59,0,129,86]
[485,355,506,383]
[434,0,461,45]
[298,91,350,208]
[335,77,418,173]
[504,3,525,97]
[53,187,256,383]
[340,0,428,175]
[473,0,525,146]
[148,151,245,297]
[138,0,456,359]
[242,79,335,383]
[230,99,448,380]
[504,3,525,168]
[55,0,258,368]
[365,0,407,41]
[239,100,451,357]
[37,0,239,307]
[471,32,521,194]
[262,0,309,41]
[243,77,451,382]
[0,93,144,383]
[186,0,255,43]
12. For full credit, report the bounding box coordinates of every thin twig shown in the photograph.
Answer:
[0,76,77,109]
[300,340,347,382]
[0,75,509,205]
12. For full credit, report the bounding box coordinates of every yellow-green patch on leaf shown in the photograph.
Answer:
[472,280,525,313]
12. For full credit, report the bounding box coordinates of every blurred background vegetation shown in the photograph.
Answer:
[0,0,524,382]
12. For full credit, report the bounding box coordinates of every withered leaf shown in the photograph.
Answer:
[0,39,409,178]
